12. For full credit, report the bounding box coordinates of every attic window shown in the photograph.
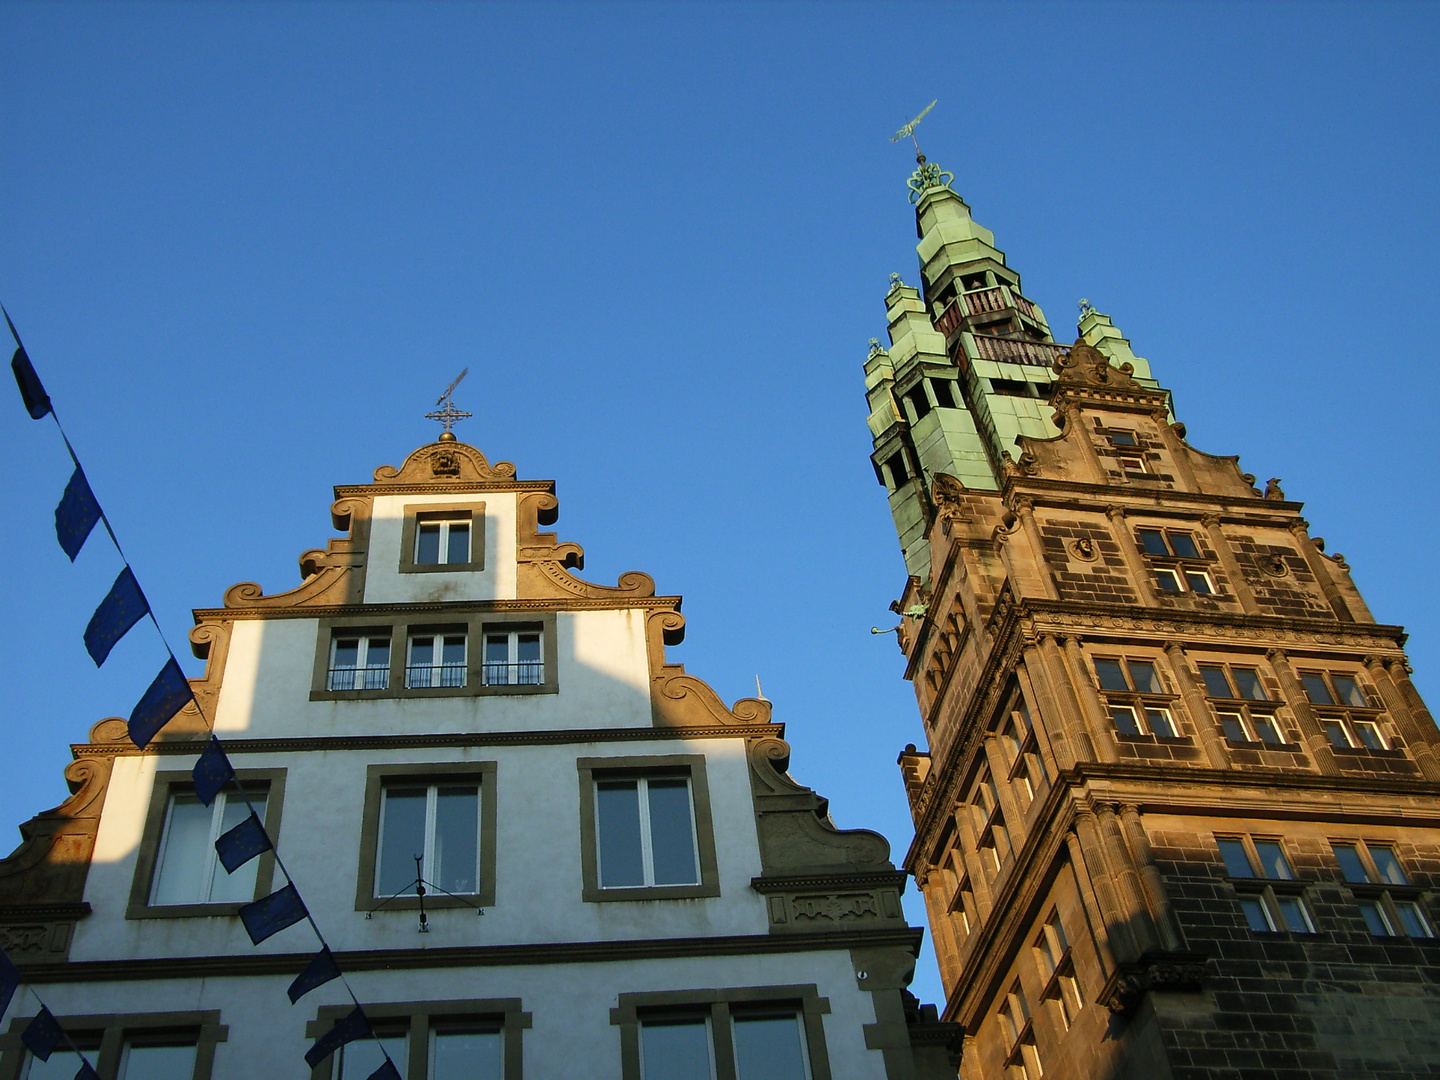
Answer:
[1109,431,1139,447]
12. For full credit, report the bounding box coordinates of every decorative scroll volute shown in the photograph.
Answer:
[513,488,659,601]
[0,756,114,906]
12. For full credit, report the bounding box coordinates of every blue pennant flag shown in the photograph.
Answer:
[239,883,307,945]
[368,1060,402,1080]
[192,737,234,807]
[84,567,149,667]
[0,946,20,1018]
[129,658,191,749]
[74,1063,99,1080]
[55,467,102,562]
[5,308,51,420]
[21,1007,62,1062]
[215,811,272,874]
[288,946,341,1004]
[305,1007,371,1069]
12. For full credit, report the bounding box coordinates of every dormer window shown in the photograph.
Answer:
[1109,430,1139,447]
[415,514,469,565]
[399,502,485,574]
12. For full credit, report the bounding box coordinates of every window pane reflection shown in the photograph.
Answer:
[640,1019,711,1080]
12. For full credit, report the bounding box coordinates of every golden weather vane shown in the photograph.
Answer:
[425,368,473,441]
[890,99,937,160]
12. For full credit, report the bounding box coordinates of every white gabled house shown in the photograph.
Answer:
[0,436,958,1080]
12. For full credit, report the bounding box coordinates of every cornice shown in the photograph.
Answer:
[750,871,910,894]
[71,723,788,759]
[998,475,1304,513]
[13,927,925,979]
[332,480,556,498]
[194,595,684,622]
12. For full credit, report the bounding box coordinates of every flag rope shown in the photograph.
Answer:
[3,307,402,1080]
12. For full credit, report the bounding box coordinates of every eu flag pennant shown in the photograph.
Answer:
[128,658,192,749]
[75,1063,99,1080]
[304,1006,371,1068]
[192,737,234,807]
[239,883,307,945]
[288,946,341,1004]
[55,466,102,562]
[215,811,272,874]
[21,1006,62,1062]
[5,308,51,420]
[84,567,149,667]
[368,1060,403,1080]
[0,946,20,1018]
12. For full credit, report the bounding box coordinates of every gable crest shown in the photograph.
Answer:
[371,440,516,486]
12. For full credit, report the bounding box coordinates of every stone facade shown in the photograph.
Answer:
[869,159,1440,1079]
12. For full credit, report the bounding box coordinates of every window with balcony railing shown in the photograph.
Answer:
[483,629,542,686]
[407,633,467,688]
[328,633,391,691]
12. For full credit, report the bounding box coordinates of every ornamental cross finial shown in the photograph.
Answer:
[890,99,937,158]
[891,101,953,204]
[425,368,473,442]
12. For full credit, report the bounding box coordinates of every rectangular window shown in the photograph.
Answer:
[579,756,719,902]
[414,514,471,566]
[1331,840,1433,938]
[1095,656,1181,738]
[376,782,481,898]
[1358,899,1394,936]
[640,1015,713,1080]
[407,633,467,688]
[309,1000,526,1080]
[1184,569,1214,594]
[1155,567,1182,592]
[1323,719,1352,747]
[1136,528,1213,593]
[329,632,391,691]
[596,777,699,889]
[1304,671,1389,749]
[3,1014,225,1080]
[1251,840,1294,880]
[1251,714,1282,744]
[1216,837,1256,878]
[151,790,268,906]
[616,991,825,1080]
[1219,834,1312,934]
[1238,895,1275,931]
[118,1040,199,1080]
[483,629,542,686]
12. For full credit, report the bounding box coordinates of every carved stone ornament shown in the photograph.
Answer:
[1070,536,1099,562]
[1261,554,1290,578]
[931,472,967,507]
[1263,477,1286,500]
[372,440,516,485]
[1101,953,1208,1014]
[430,448,462,477]
[1051,340,1141,389]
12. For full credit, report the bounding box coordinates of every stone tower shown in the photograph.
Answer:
[868,154,1440,1079]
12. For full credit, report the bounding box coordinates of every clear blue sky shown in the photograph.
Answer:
[3,1,1438,1008]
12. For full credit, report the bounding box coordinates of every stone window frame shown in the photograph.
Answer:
[305,998,530,1080]
[997,979,1042,1079]
[610,984,832,1080]
[1213,833,1315,935]
[994,691,1049,814]
[310,612,557,701]
[398,501,486,574]
[967,765,1011,880]
[0,1009,227,1080]
[576,755,720,903]
[1090,654,1188,742]
[1132,525,1220,596]
[126,769,287,920]
[1031,908,1083,1032]
[1328,838,1435,939]
[1295,668,1394,751]
[355,762,498,913]
[1194,659,1289,747]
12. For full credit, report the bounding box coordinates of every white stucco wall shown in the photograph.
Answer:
[363,492,518,604]
[13,950,891,1080]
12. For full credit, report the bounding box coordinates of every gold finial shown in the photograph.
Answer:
[426,368,473,440]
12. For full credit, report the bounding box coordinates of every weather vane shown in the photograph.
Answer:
[890,99,937,162]
[425,368,473,442]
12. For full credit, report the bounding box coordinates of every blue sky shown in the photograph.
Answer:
[3,1,1438,1007]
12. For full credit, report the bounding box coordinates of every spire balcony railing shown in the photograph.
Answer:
[1011,293,1039,321]
[962,286,1007,316]
[971,335,1068,368]
[934,302,965,337]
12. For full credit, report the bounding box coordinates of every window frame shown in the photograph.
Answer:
[1299,670,1392,751]
[999,980,1041,1079]
[1329,839,1434,939]
[311,614,557,701]
[1092,656,1185,740]
[306,998,530,1080]
[398,502,486,575]
[355,762,498,913]
[126,770,286,920]
[1033,908,1083,1033]
[481,625,544,687]
[406,627,469,689]
[997,698,1048,813]
[611,985,832,1080]
[0,1011,227,1080]
[577,756,720,903]
[327,630,394,692]
[1133,526,1219,596]
[1197,662,1286,747]
[1214,834,1314,935]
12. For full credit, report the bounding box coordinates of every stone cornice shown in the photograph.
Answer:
[750,871,910,894]
[71,724,787,759]
[333,480,556,498]
[194,595,685,622]
[13,927,925,978]
[998,475,1304,513]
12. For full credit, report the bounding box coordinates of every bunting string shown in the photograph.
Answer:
[3,307,400,1079]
